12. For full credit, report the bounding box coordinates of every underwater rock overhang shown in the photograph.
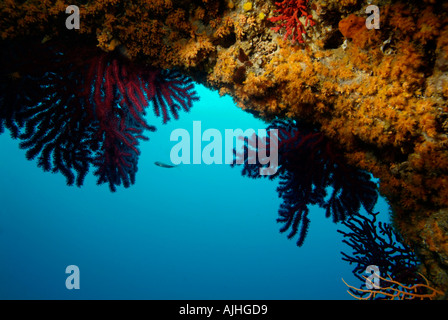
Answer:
[1,0,448,298]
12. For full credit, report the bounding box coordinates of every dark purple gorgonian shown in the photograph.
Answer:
[232,120,378,246]
[338,211,425,299]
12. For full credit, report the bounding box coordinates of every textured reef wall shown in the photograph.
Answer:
[1,0,448,297]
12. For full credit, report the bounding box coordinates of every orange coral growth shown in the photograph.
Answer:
[208,47,239,85]
[338,14,379,48]
[338,14,365,39]
[174,34,215,68]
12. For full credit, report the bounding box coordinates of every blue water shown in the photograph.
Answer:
[0,85,390,299]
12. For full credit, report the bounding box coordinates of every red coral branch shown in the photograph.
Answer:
[152,70,199,123]
[268,0,315,44]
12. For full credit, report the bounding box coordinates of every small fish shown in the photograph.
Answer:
[154,161,178,168]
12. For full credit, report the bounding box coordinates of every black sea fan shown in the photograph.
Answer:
[233,120,378,246]
[338,211,423,299]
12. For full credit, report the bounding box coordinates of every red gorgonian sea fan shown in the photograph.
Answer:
[268,0,315,44]
[0,37,198,191]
